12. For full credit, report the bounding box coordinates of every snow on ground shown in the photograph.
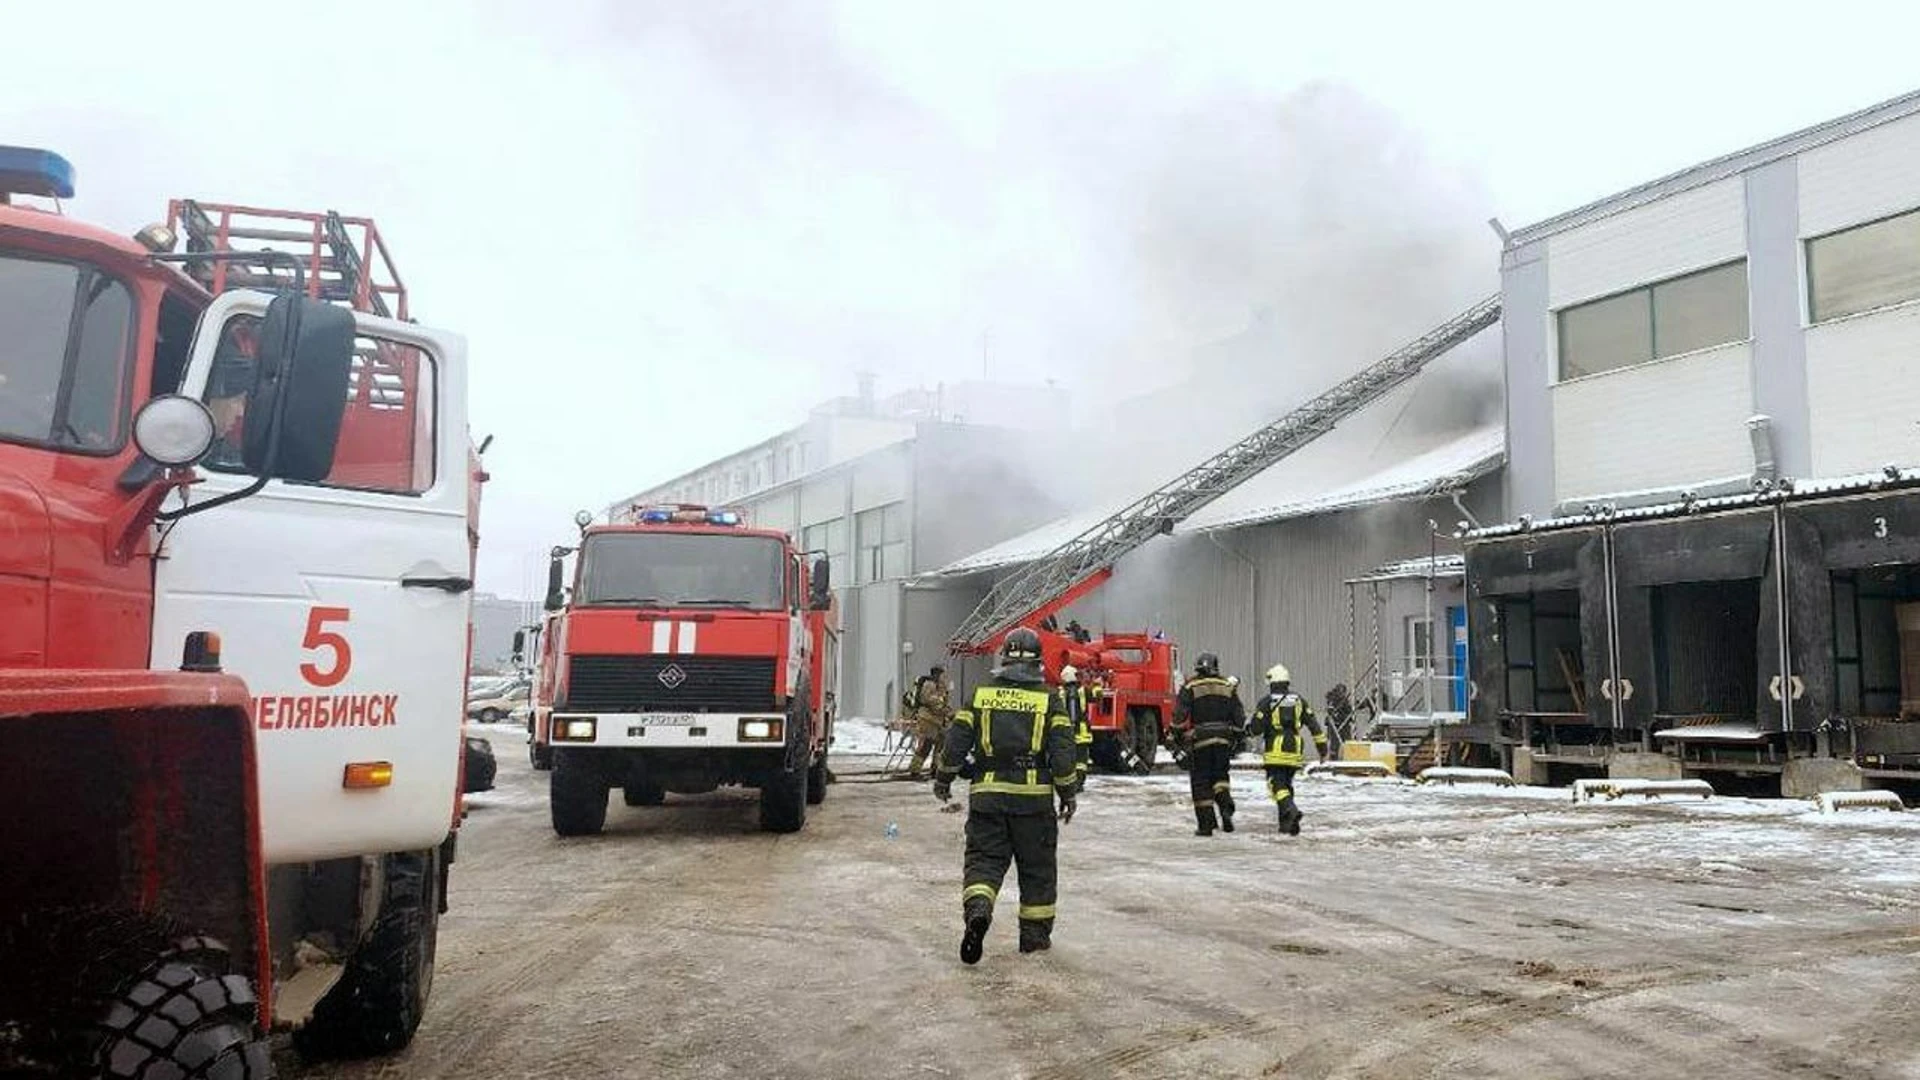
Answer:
[831,716,905,757]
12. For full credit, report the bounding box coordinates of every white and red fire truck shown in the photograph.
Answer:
[0,148,475,1076]
[532,505,838,835]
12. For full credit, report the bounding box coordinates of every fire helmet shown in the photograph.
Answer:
[1001,627,1043,663]
[1266,663,1291,685]
[1059,664,1079,683]
[1194,652,1220,677]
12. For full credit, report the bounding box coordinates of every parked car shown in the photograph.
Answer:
[467,681,530,723]
[464,728,497,793]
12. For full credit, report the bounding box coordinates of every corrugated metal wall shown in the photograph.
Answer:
[1044,480,1498,704]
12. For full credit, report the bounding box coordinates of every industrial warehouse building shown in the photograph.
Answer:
[1472,88,1920,794]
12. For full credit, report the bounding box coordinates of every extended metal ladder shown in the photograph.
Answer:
[947,294,1501,652]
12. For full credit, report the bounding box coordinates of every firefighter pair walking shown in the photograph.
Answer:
[1177,654,1327,836]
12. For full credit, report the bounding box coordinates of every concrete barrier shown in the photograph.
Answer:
[1303,760,1395,779]
[1415,767,1516,788]
[1814,790,1905,814]
[1573,778,1713,803]
[1782,758,1865,800]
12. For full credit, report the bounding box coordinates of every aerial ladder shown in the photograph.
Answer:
[948,293,1502,655]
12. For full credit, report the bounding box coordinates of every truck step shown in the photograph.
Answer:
[273,959,345,1029]
[1415,766,1516,788]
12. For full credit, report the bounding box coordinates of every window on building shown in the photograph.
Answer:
[1405,616,1434,674]
[855,502,908,584]
[1807,207,1920,322]
[801,518,848,589]
[1557,260,1749,380]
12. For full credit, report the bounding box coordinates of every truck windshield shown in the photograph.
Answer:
[577,532,786,610]
[0,253,134,453]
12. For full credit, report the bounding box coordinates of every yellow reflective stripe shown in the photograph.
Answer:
[954,709,977,728]
[1030,709,1043,753]
[1270,787,1292,801]
[1211,781,1232,793]
[1053,775,1077,789]
[1192,798,1215,809]
[963,883,998,903]
[1018,903,1056,920]
[971,779,1054,796]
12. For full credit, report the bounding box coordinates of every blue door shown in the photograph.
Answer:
[1448,605,1468,713]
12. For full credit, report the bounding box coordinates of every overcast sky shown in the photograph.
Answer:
[6,1,1920,597]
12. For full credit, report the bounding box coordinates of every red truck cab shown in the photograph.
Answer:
[539,505,838,835]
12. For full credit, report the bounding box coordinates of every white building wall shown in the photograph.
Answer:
[1545,178,1746,308]
[1799,110,1920,236]
[1806,303,1920,475]
[1552,344,1756,501]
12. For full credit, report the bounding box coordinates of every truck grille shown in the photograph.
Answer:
[564,655,779,714]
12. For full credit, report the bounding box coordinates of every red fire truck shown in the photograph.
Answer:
[534,505,838,835]
[0,148,476,1076]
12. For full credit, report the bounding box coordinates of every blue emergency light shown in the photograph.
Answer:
[0,146,75,199]
[707,510,741,526]
[638,508,675,523]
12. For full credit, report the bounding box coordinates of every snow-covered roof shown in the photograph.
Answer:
[1179,423,1503,533]
[1347,554,1467,584]
[928,417,1504,578]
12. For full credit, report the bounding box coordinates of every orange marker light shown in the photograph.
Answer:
[343,761,395,789]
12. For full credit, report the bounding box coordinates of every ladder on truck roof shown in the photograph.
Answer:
[166,199,409,319]
[947,293,1502,654]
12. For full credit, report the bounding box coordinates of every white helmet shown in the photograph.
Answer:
[1059,665,1079,683]
[1266,663,1291,684]
[1227,675,1239,688]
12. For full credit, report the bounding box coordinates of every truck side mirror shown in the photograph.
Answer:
[241,295,354,482]
[512,629,526,663]
[809,556,831,610]
[545,554,567,612]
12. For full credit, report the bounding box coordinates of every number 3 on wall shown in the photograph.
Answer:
[300,606,353,687]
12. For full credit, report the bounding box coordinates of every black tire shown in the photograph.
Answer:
[478,707,503,724]
[623,779,666,807]
[294,849,440,1061]
[550,750,609,836]
[1130,708,1160,773]
[529,740,552,771]
[465,748,496,794]
[759,761,809,833]
[0,909,272,1079]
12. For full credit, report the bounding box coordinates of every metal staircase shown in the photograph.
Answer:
[948,294,1501,652]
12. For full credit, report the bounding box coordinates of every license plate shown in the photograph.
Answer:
[633,714,698,727]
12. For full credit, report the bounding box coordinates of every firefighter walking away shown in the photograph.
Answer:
[1250,664,1326,835]
[1060,665,1092,792]
[1175,652,1245,836]
[934,627,1077,964]
[905,664,954,780]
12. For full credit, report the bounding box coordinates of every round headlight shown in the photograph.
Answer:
[574,509,594,528]
[133,394,216,467]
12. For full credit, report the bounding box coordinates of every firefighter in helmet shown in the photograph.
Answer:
[1174,652,1245,836]
[1249,663,1326,835]
[934,627,1078,964]
[905,664,954,780]
[1060,664,1093,793]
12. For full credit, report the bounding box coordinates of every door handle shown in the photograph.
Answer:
[402,575,474,593]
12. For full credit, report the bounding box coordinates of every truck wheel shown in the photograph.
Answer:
[478,707,504,724]
[0,909,272,1079]
[623,779,666,807]
[529,741,552,771]
[1130,708,1160,773]
[806,755,828,805]
[295,849,440,1061]
[551,750,610,835]
[760,761,809,833]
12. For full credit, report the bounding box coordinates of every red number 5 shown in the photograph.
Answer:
[301,606,353,687]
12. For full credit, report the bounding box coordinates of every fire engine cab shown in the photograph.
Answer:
[537,505,838,835]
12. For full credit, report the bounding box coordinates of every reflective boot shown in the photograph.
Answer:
[1018,921,1053,954]
[1194,805,1218,837]
[1218,789,1237,833]
[960,897,992,966]
[1277,802,1302,836]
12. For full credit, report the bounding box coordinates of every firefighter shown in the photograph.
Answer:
[934,627,1077,964]
[1249,663,1327,835]
[1060,665,1093,792]
[1174,652,1245,836]
[905,664,954,780]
